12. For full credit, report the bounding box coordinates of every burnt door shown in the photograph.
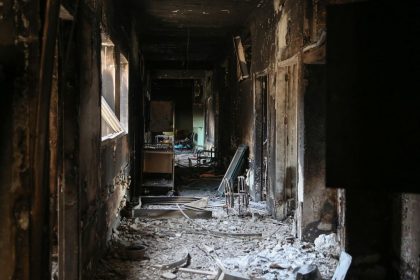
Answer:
[254,74,269,201]
[284,64,298,202]
[275,55,301,220]
[261,76,268,201]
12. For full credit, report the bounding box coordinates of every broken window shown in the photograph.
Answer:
[101,34,129,139]
[119,55,129,132]
[233,36,250,81]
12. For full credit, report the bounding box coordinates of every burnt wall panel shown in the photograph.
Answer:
[302,65,337,242]
[95,135,130,252]
[0,63,15,280]
[238,79,253,152]
[327,3,420,278]
[79,3,134,276]
[345,190,398,279]
[400,194,420,280]
[326,1,420,192]
[217,0,310,219]
[0,0,39,277]
[77,5,102,276]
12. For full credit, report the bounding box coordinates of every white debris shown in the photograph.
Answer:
[94,196,338,280]
[161,272,177,279]
[314,233,341,257]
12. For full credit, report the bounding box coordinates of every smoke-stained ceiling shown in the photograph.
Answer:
[129,0,263,69]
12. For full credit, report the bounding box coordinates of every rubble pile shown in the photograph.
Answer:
[94,200,339,280]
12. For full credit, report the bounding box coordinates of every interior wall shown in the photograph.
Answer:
[216,1,337,242]
[0,65,17,280]
[151,79,193,137]
[326,2,420,278]
[193,103,205,146]
[59,1,136,277]
[175,106,193,136]
[80,2,142,277]
[400,194,420,280]
[215,1,278,196]
[301,65,338,242]
[204,72,216,149]
[100,135,130,249]
[77,5,103,276]
[215,61,233,168]
[345,191,398,279]
[217,0,307,221]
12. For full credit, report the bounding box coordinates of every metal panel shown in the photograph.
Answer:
[218,145,248,193]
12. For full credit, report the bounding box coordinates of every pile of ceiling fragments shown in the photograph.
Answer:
[94,196,341,280]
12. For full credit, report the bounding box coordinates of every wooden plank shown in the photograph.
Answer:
[141,180,174,188]
[277,53,300,67]
[332,251,352,280]
[59,5,74,21]
[303,44,326,64]
[141,196,200,204]
[59,2,81,277]
[48,41,59,279]
[178,268,217,276]
[233,36,249,80]
[32,0,61,278]
[303,31,326,64]
[133,209,212,219]
[152,251,190,270]
[186,230,262,239]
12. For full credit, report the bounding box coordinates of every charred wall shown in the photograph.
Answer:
[400,194,420,280]
[77,4,103,276]
[81,0,143,276]
[216,0,339,240]
[0,0,40,278]
[94,135,130,257]
[301,65,338,242]
[216,2,278,198]
[326,1,420,278]
[251,0,306,221]
[217,0,295,214]
[0,0,142,278]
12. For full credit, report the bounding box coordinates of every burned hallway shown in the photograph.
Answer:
[1,0,420,279]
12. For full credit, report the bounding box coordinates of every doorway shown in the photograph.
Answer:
[254,73,268,201]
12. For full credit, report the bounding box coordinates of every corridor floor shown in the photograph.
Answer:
[94,180,339,279]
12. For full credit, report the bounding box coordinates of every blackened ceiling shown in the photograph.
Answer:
[128,0,263,70]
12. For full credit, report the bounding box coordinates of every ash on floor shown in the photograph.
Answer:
[94,196,339,280]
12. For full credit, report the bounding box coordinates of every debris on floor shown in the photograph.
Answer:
[332,251,352,280]
[295,264,322,280]
[94,196,339,279]
[314,233,341,258]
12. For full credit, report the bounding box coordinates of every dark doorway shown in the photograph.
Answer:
[254,74,268,201]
